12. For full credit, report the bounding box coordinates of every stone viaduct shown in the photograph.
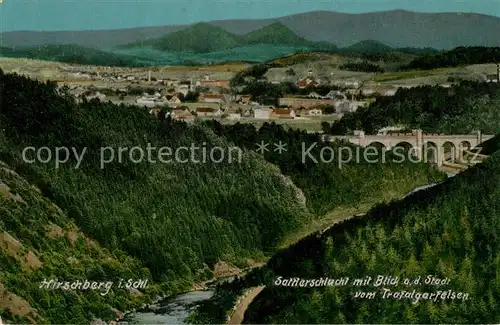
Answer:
[324,130,496,166]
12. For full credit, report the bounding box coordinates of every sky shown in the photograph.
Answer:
[1,0,499,32]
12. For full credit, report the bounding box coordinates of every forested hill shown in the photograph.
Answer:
[244,144,500,324]
[0,71,438,323]
[0,44,145,67]
[404,46,500,70]
[327,81,500,135]
[0,159,152,324]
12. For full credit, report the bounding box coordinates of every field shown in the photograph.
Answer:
[269,52,341,66]
[0,57,244,86]
[163,63,250,72]
[373,68,453,82]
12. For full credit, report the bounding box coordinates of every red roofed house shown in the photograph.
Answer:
[196,107,222,117]
[296,77,321,89]
[271,108,296,119]
[199,93,224,103]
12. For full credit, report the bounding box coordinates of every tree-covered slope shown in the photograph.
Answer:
[241,22,337,51]
[203,120,443,216]
[127,23,241,53]
[0,44,144,67]
[328,81,500,135]
[0,159,153,324]
[342,40,394,55]
[245,147,500,324]
[242,22,311,46]
[478,135,500,155]
[404,46,500,70]
[122,22,337,54]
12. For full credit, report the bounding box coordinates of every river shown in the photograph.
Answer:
[122,172,456,324]
[403,172,455,198]
[120,290,214,324]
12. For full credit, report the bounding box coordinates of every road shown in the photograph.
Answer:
[227,286,265,325]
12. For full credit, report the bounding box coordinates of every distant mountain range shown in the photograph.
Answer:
[2,10,500,50]
[0,20,429,67]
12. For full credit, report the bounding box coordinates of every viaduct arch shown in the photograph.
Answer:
[325,130,495,166]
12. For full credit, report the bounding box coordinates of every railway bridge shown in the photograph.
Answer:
[324,129,495,166]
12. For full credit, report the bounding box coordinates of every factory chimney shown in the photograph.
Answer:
[497,63,499,82]
[148,70,151,83]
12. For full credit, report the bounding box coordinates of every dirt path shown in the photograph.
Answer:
[227,286,265,325]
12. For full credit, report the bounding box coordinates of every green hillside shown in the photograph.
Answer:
[343,40,394,54]
[0,44,144,67]
[202,121,444,216]
[0,71,441,323]
[478,135,500,155]
[404,46,500,70]
[245,146,500,323]
[128,23,241,53]
[0,159,153,324]
[327,81,500,135]
[121,22,337,54]
[242,22,336,51]
[243,22,310,46]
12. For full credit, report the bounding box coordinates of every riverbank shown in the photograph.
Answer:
[227,286,265,324]
[119,262,265,324]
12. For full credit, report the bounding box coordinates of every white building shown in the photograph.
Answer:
[383,89,398,96]
[335,101,352,113]
[136,93,167,108]
[136,98,157,108]
[177,85,190,96]
[81,91,106,102]
[343,80,360,88]
[253,108,271,119]
[331,79,360,89]
[308,92,323,99]
[325,91,347,100]
[228,113,241,120]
